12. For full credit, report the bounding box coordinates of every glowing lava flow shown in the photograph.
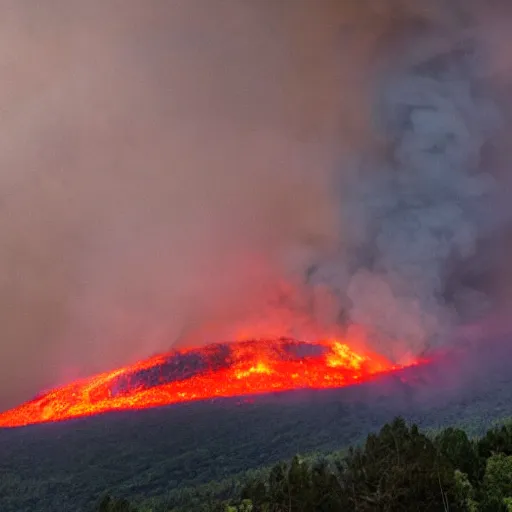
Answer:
[0,339,413,428]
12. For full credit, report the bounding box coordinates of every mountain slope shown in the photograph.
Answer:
[1,335,511,512]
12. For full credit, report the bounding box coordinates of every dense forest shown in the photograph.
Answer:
[98,417,512,512]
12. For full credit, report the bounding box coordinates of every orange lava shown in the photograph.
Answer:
[0,339,412,428]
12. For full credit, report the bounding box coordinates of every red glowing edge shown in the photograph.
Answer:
[0,338,421,428]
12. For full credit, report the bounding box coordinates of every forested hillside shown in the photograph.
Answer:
[101,417,512,511]
[1,337,512,512]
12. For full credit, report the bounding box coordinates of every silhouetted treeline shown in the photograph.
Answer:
[100,417,512,511]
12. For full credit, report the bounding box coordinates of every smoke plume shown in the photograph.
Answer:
[1,0,512,409]
[302,1,512,364]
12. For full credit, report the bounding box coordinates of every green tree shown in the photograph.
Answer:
[343,417,456,511]
[436,428,480,482]
[287,456,312,512]
[453,470,478,512]
[478,423,512,460]
[479,453,512,511]
[267,461,288,510]
[310,460,348,511]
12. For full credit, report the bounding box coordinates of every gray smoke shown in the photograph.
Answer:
[305,5,512,363]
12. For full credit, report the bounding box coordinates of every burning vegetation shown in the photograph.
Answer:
[0,338,423,428]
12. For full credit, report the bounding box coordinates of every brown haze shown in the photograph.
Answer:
[0,0,356,409]
[1,0,512,410]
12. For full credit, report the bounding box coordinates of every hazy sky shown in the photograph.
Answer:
[1,0,511,411]
[0,0,359,409]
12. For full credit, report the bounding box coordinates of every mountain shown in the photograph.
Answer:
[1,334,512,511]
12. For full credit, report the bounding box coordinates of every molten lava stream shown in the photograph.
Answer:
[0,339,410,428]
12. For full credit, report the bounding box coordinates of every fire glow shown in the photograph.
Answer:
[0,338,420,428]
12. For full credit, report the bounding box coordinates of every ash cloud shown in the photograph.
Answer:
[299,1,512,364]
[1,0,512,409]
